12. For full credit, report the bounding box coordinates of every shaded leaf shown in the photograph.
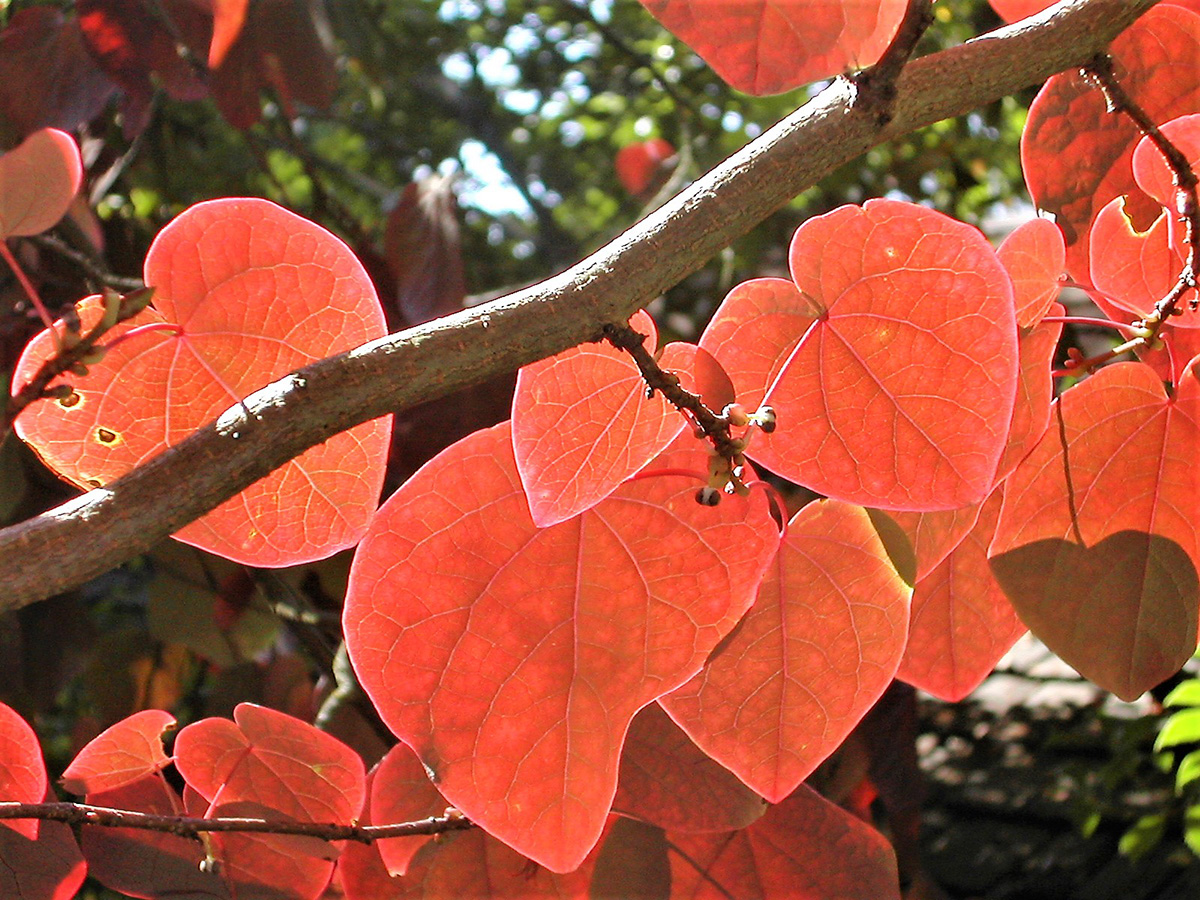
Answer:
[991,362,1200,699]
[61,708,175,795]
[701,200,1017,510]
[662,499,910,803]
[637,0,908,95]
[0,802,86,900]
[589,817,671,900]
[0,128,82,238]
[0,8,117,140]
[13,197,391,567]
[666,785,900,900]
[344,423,779,872]
[383,174,466,327]
[613,703,767,834]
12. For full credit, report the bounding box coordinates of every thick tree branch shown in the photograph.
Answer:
[0,0,1160,612]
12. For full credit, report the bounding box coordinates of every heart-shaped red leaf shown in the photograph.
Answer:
[990,361,1200,698]
[897,491,1026,701]
[613,703,767,833]
[0,702,47,840]
[667,785,900,900]
[13,197,391,567]
[174,703,366,827]
[513,313,730,526]
[344,423,779,872]
[60,709,174,796]
[0,128,82,238]
[661,499,909,803]
[997,218,1065,328]
[701,200,1017,510]
[1022,3,1200,280]
[638,0,909,95]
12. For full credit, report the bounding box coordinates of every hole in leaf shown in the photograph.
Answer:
[57,390,82,409]
[96,427,119,445]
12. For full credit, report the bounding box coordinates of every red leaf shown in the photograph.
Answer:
[638,0,909,95]
[997,310,1063,482]
[512,312,726,526]
[0,701,47,840]
[701,200,1018,510]
[897,491,1026,701]
[343,423,779,872]
[370,743,445,877]
[612,703,767,833]
[615,138,675,196]
[666,785,900,900]
[209,0,251,68]
[13,197,391,567]
[885,504,982,585]
[209,0,337,129]
[662,499,910,803]
[76,0,208,135]
[60,708,175,796]
[997,218,1065,328]
[988,0,1053,21]
[174,703,366,827]
[990,361,1200,699]
[1090,115,1200,328]
[1022,3,1200,280]
[0,806,86,900]
[81,774,221,899]
[0,8,117,138]
[0,128,82,239]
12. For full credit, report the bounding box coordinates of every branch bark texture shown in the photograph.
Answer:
[0,0,1160,611]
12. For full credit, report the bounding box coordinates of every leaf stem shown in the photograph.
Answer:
[1,239,56,331]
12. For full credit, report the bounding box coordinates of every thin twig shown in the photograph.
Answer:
[0,801,474,844]
[850,0,936,125]
[1079,55,1200,346]
[29,233,145,292]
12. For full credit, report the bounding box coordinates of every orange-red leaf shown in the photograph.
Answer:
[1022,3,1200,280]
[897,491,1026,701]
[638,0,909,95]
[661,499,909,803]
[997,218,1065,328]
[701,200,1017,510]
[343,423,779,872]
[13,197,391,567]
[174,703,366,827]
[60,709,174,796]
[615,138,675,195]
[667,785,900,900]
[990,361,1200,699]
[613,703,767,833]
[513,314,729,526]
[0,128,82,238]
[370,743,445,877]
[0,701,46,840]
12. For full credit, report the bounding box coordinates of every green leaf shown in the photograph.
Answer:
[1156,709,1200,751]
[1119,813,1167,861]
[1164,679,1200,707]
[1177,750,1200,794]
[1186,805,1200,858]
